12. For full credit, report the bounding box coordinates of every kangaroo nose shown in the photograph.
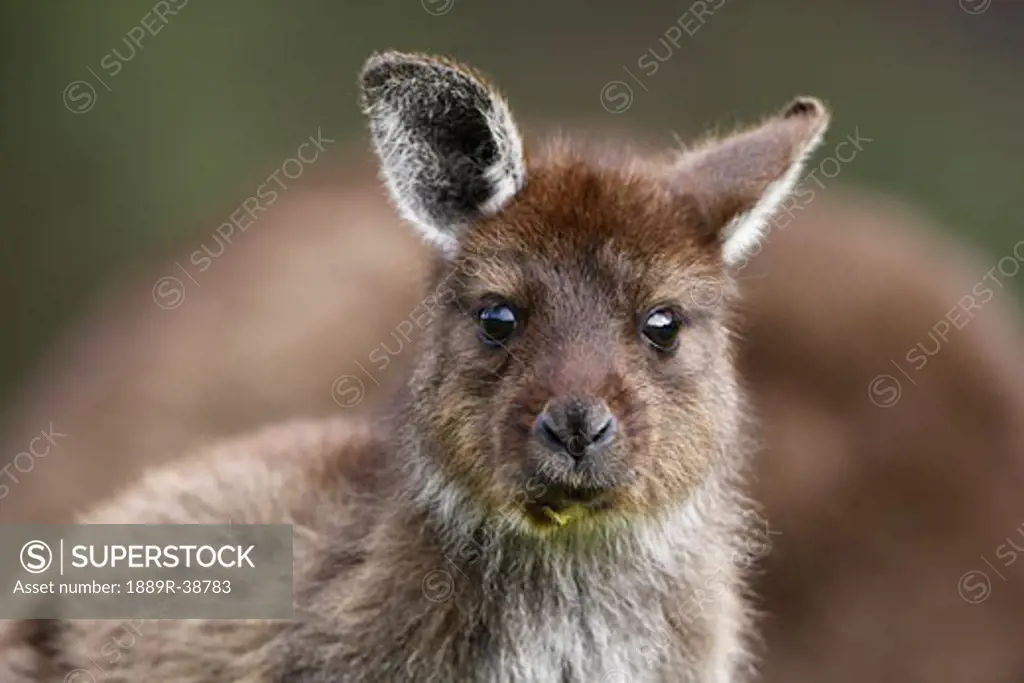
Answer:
[533,397,617,460]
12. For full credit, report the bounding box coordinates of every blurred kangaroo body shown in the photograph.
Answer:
[743,194,1024,683]
[0,157,430,525]
[3,148,1024,682]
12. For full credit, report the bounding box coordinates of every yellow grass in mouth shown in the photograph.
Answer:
[541,504,589,527]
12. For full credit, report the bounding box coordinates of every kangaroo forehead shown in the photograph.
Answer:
[453,244,721,313]
[454,157,721,300]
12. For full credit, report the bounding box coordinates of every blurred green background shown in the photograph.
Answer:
[1,0,1022,413]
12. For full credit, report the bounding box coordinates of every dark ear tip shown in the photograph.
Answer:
[359,51,437,110]
[782,96,827,120]
[360,51,414,87]
[363,50,416,71]
[359,51,480,102]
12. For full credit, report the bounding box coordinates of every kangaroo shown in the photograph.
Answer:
[6,51,829,682]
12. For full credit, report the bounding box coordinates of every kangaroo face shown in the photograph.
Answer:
[360,51,828,534]
[417,160,739,532]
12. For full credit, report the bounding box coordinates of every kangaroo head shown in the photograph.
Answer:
[360,51,828,537]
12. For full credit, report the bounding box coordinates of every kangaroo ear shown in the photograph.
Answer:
[360,52,526,253]
[676,97,830,265]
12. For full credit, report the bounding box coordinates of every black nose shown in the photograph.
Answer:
[533,397,617,460]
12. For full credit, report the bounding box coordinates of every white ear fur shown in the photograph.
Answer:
[477,96,526,216]
[720,114,827,264]
[360,52,526,254]
[678,97,830,265]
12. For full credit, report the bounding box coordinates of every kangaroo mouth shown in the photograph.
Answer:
[523,485,611,527]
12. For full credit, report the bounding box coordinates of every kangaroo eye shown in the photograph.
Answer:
[641,307,686,352]
[478,304,519,347]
